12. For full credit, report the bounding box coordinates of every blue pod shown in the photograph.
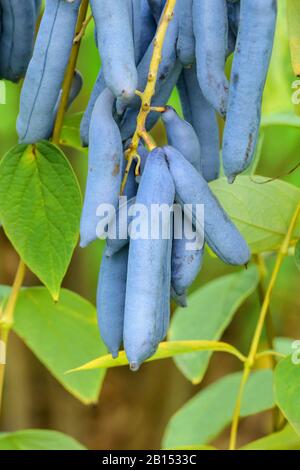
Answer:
[139,0,157,59]
[118,7,179,113]
[147,0,166,23]
[132,0,142,64]
[162,105,201,173]
[176,0,195,66]
[193,0,229,119]
[159,228,172,342]
[164,146,251,266]
[105,155,138,257]
[80,70,106,147]
[105,143,148,257]
[222,0,277,182]
[226,1,239,57]
[177,65,220,182]
[161,108,204,296]
[0,0,37,82]
[124,148,175,369]
[129,0,157,69]
[171,213,204,297]
[90,0,137,103]
[105,196,136,257]
[97,247,129,358]
[120,60,182,141]
[80,88,123,248]
[227,0,240,37]
[17,0,81,143]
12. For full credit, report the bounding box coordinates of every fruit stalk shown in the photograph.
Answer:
[121,0,178,193]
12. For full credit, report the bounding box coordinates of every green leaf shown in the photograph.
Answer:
[0,142,82,300]
[261,112,300,129]
[169,268,259,384]
[12,287,106,404]
[241,425,300,450]
[274,337,295,356]
[60,112,87,154]
[68,340,245,373]
[295,240,300,271]
[274,355,300,435]
[262,0,294,116]
[210,176,300,254]
[0,430,86,450]
[162,369,275,448]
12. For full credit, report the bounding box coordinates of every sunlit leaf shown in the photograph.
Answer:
[0,430,85,450]
[211,176,300,254]
[0,142,81,300]
[13,287,106,404]
[60,112,87,154]
[68,340,245,373]
[241,425,300,450]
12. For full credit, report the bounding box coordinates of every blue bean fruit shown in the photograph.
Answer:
[177,65,220,182]
[97,247,129,359]
[164,145,250,266]
[193,0,229,118]
[17,0,82,144]
[0,0,38,82]
[124,148,175,370]
[222,0,277,182]
[80,88,123,248]
[90,0,138,104]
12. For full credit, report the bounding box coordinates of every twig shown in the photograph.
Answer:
[120,0,177,194]
[229,203,300,450]
[52,0,89,145]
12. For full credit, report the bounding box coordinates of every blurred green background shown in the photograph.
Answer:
[0,1,300,450]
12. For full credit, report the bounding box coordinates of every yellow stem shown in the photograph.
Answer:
[52,0,89,145]
[253,254,275,364]
[139,130,156,151]
[120,0,177,194]
[150,106,166,112]
[255,350,286,361]
[74,13,93,43]
[229,203,300,450]
[0,260,26,415]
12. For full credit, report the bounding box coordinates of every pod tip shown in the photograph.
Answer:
[104,247,114,257]
[130,362,140,372]
[79,238,88,249]
[227,174,236,184]
[111,351,119,359]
